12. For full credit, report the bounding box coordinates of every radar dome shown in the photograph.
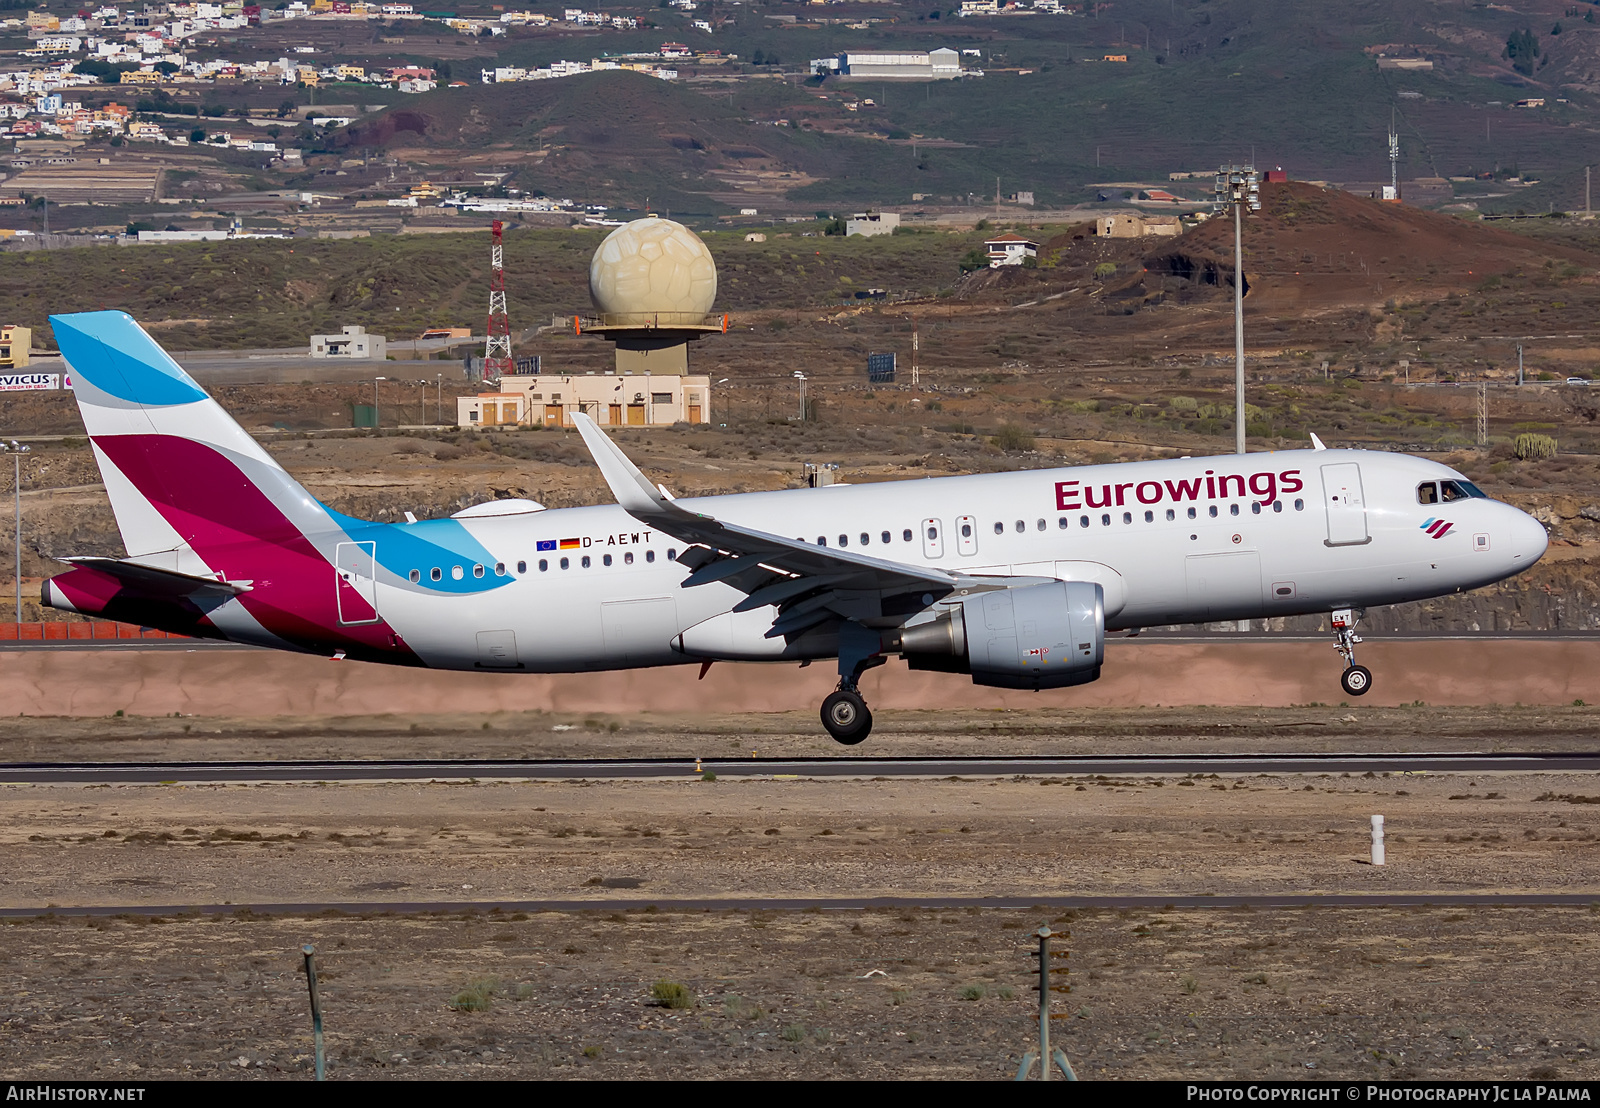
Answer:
[588,216,718,325]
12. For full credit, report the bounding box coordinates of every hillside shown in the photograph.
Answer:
[316,0,1600,214]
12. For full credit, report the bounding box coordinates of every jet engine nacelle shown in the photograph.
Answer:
[891,581,1104,691]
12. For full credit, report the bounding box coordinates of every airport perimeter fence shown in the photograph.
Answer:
[0,621,188,641]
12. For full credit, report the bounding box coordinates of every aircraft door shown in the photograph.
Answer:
[1320,463,1371,546]
[334,541,379,625]
[955,515,978,556]
[920,518,944,560]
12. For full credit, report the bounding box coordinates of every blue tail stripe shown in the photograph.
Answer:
[51,311,208,408]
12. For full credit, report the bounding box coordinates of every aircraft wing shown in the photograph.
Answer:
[572,414,991,636]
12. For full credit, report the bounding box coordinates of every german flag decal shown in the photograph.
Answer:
[559,537,582,550]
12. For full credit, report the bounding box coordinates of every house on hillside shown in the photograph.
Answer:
[984,232,1037,266]
[1096,212,1181,238]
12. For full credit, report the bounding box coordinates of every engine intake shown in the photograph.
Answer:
[890,581,1104,691]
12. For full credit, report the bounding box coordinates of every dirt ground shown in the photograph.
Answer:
[1,739,1599,1080]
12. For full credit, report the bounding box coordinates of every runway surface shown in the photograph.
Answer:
[5,751,1598,784]
[2,893,1596,919]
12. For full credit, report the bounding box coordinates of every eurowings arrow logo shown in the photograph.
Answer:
[1421,518,1454,539]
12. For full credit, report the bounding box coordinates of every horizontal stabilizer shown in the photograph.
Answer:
[59,557,252,597]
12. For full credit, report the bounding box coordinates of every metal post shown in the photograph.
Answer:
[1037,927,1051,1081]
[1014,925,1077,1080]
[301,944,325,1080]
[1477,382,1487,446]
[1234,199,1246,454]
[373,376,385,431]
[1371,814,1386,866]
[437,373,442,425]
[1518,344,1524,387]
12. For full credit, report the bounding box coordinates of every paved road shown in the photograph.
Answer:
[4,751,1597,785]
[2,892,1596,919]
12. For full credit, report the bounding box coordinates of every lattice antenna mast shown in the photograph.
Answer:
[1388,111,1400,198]
[484,219,513,380]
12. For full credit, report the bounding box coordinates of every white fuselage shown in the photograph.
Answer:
[229,446,1547,674]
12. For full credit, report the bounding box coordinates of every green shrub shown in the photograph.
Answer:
[1514,433,1558,461]
[650,980,695,1009]
[1093,262,1117,279]
[450,977,500,1012]
[1169,396,1199,412]
[958,984,986,1000]
[992,423,1035,451]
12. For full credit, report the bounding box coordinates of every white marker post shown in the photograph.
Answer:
[1371,814,1386,866]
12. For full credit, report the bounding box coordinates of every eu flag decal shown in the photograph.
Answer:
[536,540,557,552]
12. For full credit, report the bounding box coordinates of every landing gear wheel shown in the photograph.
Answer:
[1341,664,1373,697]
[821,689,873,746]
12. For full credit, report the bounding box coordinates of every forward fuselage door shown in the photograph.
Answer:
[334,540,379,625]
[1320,463,1370,547]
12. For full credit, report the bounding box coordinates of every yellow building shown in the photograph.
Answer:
[335,64,366,80]
[0,326,32,368]
[458,372,711,429]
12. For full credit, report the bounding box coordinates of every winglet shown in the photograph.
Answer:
[1309,432,1328,451]
[571,412,674,515]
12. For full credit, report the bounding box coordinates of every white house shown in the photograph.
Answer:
[983,232,1038,266]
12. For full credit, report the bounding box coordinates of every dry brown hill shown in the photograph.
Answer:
[1146,181,1600,312]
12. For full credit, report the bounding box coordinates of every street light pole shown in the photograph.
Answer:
[1215,165,1260,455]
[373,376,386,431]
[1233,198,1245,455]
[9,443,27,631]
[436,373,442,425]
[793,371,807,421]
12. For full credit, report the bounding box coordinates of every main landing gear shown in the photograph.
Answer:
[821,622,885,745]
[1331,608,1372,697]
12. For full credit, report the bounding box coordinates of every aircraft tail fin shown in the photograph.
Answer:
[51,311,333,568]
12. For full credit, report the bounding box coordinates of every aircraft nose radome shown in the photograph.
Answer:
[1513,508,1549,564]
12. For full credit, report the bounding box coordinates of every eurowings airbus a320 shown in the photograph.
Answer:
[40,311,1548,744]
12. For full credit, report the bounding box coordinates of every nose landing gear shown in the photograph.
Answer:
[1331,608,1372,697]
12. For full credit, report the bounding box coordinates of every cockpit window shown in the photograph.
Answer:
[1441,479,1486,502]
[1417,482,1439,505]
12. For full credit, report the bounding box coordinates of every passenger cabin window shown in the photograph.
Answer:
[646,550,656,563]
[408,569,420,583]
[903,529,914,542]
[1417,481,1439,505]
[838,534,848,548]
[494,562,506,576]
[1058,517,1069,530]
[1014,520,1025,533]
[1208,506,1219,518]
[1122,512,1132,524]
[1187,507,1197,520]
[538,559,548,572]
[860,532,869,546]
[1165,509,1175,521]
[430,567,441,582]
[964,522,976,539]
[1230,504,1240,517]
[517,560,527,574]
[993,521,1003,535]
[581,555,591,568]
[817,536,827,547]
[881,531,891,544]
[560,557,569,570]
[1101,514,1110,526]
[1080,515,1089,528]
[1036,519,1046,531]
[473,564,485,578]
[624,551,634,565]
[1144,511,1154,523]
[1294,499,1305,511]
[603,554,612,566]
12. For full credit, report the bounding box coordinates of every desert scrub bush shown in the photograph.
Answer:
[1168,396,1199,412]
[450,976,501,1012]
[650,980,695,1009]
[781,1023,808,1042]
[1093,263,1117,280]
[958,984,987,1000]
[1181,974,1199,994]
[992,423,1035,451]
[1515,433,1558,461]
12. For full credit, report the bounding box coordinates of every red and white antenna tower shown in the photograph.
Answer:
[484,219,513,380]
